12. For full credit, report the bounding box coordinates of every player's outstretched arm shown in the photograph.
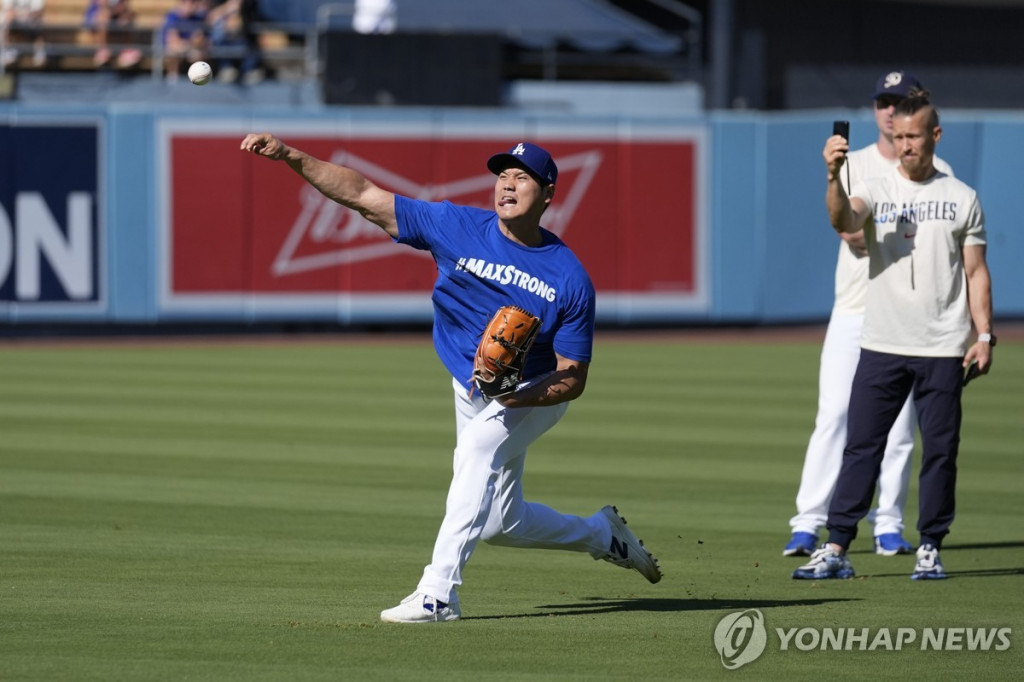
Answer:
[240,132,398,238]
[496,355,589,408]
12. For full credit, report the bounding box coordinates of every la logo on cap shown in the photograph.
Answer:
[884,72,903,88]
[512,143,527,156]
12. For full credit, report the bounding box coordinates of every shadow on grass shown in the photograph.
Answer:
[866,566,1024,580]
[464,596,858,620]
[942,541,1024,551]
[851,541,1024,579]
[848,540,1024,556]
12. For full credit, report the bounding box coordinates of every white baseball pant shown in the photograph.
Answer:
[790,312,916,536]
[415,377,611,606]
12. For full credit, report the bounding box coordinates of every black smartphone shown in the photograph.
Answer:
[963,361,982,387]
[833,120,850,141]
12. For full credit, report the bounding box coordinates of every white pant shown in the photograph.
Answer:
[416,378,610,605]
[790,313,916,536]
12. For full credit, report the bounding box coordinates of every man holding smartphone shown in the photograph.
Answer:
[794,89,994,581]
[783,71,954,558]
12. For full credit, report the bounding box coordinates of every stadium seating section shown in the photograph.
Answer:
[2,0,298,74]
[1,1,684,84]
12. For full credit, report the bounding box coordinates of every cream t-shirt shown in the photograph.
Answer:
[850,168,986,357]
[832,144,953,315]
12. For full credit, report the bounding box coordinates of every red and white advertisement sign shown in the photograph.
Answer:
[158,120,707,321]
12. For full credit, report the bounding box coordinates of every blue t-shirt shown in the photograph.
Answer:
[394,195,596,386]
[161,8,208,43]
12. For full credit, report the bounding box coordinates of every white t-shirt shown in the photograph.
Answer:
[352,0,396,34]
[832,144,953,315]
[2,0,44,14]
[850,168,986,357]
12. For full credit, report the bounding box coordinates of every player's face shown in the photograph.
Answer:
[893,107,940,180]
[494,167,550,222]
[874,95,902,138]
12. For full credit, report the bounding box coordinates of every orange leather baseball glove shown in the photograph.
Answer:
[472,305,541,399]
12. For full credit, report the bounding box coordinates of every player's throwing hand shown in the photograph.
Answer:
[240,132,288,160]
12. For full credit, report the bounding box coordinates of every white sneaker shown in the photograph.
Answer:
[911,544,947,580]
[380,592,460,623]
[792,545,855,580]
[599,505,662,583]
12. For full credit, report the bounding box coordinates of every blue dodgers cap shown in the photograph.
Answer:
[873,70,924,99]
[487,142,558,186]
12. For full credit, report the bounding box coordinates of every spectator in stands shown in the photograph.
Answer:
[353,0,396,34]
[85,0,142,69]
[208,0,264,85]
[161,0,209,81]
[1,0,46,68]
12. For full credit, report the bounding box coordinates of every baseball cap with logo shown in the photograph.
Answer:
[873,70,924,100]
[487,142,558,186]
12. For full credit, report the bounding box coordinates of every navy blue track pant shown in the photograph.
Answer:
[827,349,964,550]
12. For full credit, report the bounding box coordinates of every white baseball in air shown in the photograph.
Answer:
[188,61,213,86]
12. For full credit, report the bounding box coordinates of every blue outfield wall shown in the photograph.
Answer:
[0,102,1020,326]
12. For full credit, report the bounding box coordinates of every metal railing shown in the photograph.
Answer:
[308,3,355,81]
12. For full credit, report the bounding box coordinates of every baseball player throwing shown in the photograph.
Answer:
[239,134,662,623]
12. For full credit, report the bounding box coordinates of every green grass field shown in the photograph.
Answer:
[1,333,1021,681]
